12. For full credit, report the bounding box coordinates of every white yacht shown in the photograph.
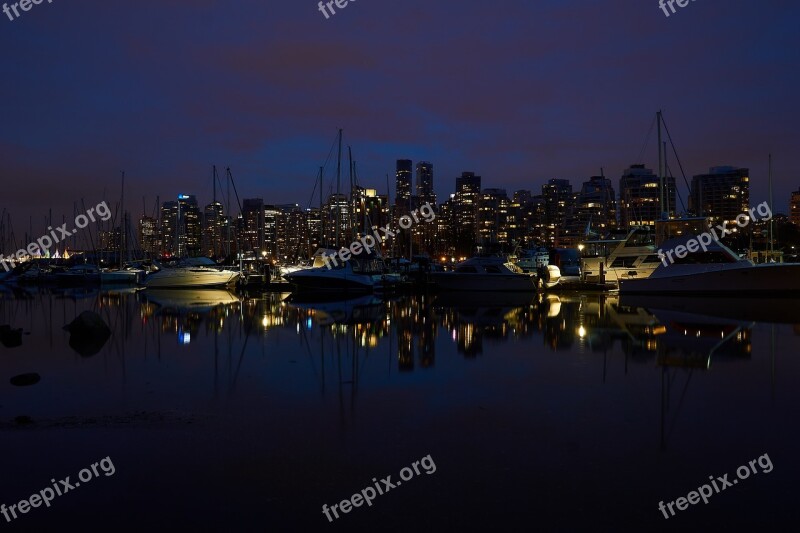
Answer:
[284,250,400,293]
[619,235,800,295]
[100,266,146,285]
[431,256,561,292]
[144,259,240,289]
[580,227,663,284]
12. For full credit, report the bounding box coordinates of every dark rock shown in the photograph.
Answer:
[10,373,40,386]
[14,415,33,425]
[0,325,23,348]
[63,311,111,357]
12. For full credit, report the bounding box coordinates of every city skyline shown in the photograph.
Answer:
[1,1,798,224]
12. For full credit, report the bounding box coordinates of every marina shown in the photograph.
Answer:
[3,1,799,530]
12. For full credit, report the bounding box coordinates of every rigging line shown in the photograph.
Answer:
[637,114,657,164]
[665,163,687,213]
[661,113,693,207]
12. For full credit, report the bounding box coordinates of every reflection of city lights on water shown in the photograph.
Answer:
[578,326,586,338]
[179,330,191,345]
[307,318,313,329]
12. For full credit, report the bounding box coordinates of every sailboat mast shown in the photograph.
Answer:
[318,166,324,250]
[769,154,774,256]
[336,128,342,248]
[120,171,125,269]
[657,110,664,217]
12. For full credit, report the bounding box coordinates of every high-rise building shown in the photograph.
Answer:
[541,179,574,244]
[323,193,351,247]
[275,203,306,262]
[158,195,201,257]
[202,202,224,257]
[264,205,280,259]
[241,198,265,254]
[477,188,510,246]
[691,166,750,226]
[572,175,617,236]
[395,159,413,210]
[138,215,160,256]
[619,165,676,228]
[791,187,800,226]
[453,172,481,256]
[416,162,436,207]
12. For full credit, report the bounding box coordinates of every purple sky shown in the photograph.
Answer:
[1,0,799,234]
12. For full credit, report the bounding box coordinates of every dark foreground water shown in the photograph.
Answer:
[1,285,799,532]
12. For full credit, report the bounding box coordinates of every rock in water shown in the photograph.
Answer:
[63,311,112,357]
[0,324,23,348]
[10,373,40,386]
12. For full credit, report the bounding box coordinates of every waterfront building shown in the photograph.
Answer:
[619,165,676,228]
[453,172,481,256]
[691,166,750,226]
[477,188,510,246]
[791,187,800,226]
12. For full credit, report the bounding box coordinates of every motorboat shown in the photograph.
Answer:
[53,264,101,285]
[580,227,663,284]
[100,266,145,285]
[144,259,240,289]
[514,246,551,273]
[284,249,400,293]
[619,234,800,295]
[430,256,560,292]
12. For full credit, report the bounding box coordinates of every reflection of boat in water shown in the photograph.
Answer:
[433,291,536,309]
[285,293,385,325]
[142,289,241,313]
[433,290,533,328]
[431,256,560,291]
[621,294,800,324]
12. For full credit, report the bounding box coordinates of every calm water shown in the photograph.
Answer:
[1,285,799,531]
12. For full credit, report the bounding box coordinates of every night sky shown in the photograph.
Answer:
[2,0,799,229]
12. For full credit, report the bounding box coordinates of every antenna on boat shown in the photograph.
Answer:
[657,110,664,217]
[335,128,343,249]
[769,154,774,257]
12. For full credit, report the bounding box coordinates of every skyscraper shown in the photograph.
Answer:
[477,188,510,246]
[416,161,436,207]
[542,179,574,244]
[241,198,265,254]
[791,187,800,226]
[202,202,225,257]
[453,172,481,256]
[572,175,617,235]
[690,166,750,226]
[395,159,413,210]
[619,165,676,228]
[160,194,201,256]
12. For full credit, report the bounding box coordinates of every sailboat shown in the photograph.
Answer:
[100,172,145,285]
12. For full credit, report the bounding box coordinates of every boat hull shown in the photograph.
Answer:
[620,263,800,295]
